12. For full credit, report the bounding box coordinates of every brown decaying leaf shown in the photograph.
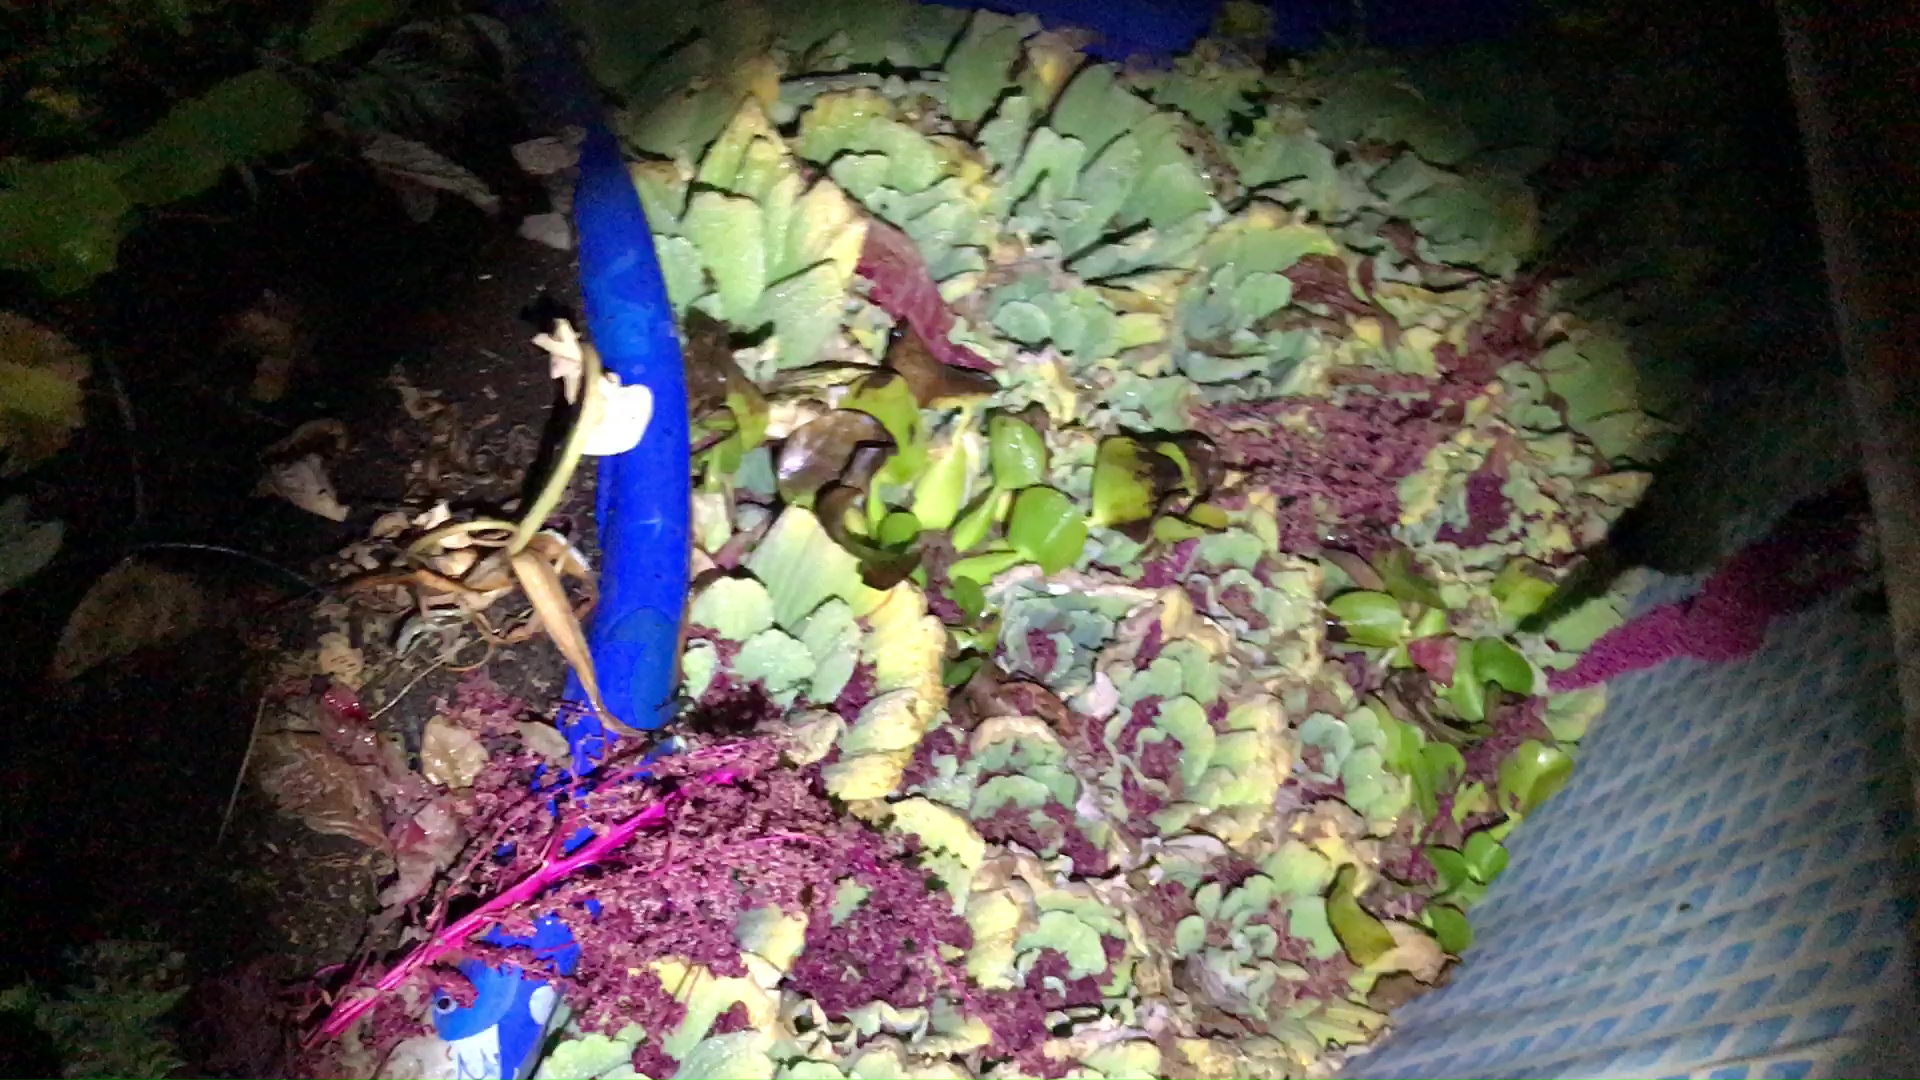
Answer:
[516,720,572,762]
[315,631,366,688]
[51,558,206,682]
[1322,548,1387,592]
[1374,920,1450,984]
[253,730,388,851]
[222,292,305,403]
[884,322,997,407]
[682,310,748,416]
[510,549,641,736]
[776,410,891,502]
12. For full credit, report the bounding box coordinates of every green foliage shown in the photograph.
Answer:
[1,939,190,1080]
[301,0,411,62]
[0,0,522,295]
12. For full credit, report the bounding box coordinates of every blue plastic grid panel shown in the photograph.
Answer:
[1343,578,1916,1079]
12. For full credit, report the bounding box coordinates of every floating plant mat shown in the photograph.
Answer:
[299,4,1677,1077]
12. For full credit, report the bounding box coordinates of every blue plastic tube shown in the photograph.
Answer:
[490,0,690,755]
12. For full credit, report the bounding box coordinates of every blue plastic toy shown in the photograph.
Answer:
[429,961,562,1080]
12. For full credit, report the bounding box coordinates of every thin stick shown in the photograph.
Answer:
[368,659,446,723]
[216,691,271,850]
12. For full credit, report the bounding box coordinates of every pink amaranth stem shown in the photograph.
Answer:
[309,793,683,1043]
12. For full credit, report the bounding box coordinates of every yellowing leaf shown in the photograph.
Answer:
[821,749,911,800]
[511,550,640,736]
[0,313,90,474]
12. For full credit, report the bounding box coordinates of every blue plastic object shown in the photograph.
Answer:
[489,0,691,749]
[924,0,1531,58]
[428,961,561,1080]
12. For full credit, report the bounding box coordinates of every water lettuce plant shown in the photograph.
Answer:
[297,3,1675,1077]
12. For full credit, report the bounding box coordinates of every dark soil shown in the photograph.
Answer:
[0,147,590,1076]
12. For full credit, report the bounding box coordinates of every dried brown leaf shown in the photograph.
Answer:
[510,549,639,736]
[315,632,366,688]
[516,720,572,762]
[885,322,997,407]
[253,730,387,850]
[51,559,206,682]
[776,410,891,502]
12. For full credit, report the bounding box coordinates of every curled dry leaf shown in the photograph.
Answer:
[315,631,366,688]
[412,501,453,531]
[0,311,91,475]
[510,548,639,736]
[1373,920,1450,984]
[51,558,206,682]
[519,212,572,251]
[258,454,350,521]
[885,322,998,407]
[420,715,489,789]
[253,729,388,851]
[380,798,466,910]
[430,547,479,579]
[533,319,586,404]
[369,511,412,540]
[510,131,582,175]
[777,410,891,502]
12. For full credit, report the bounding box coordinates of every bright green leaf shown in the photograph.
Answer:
[877,510,922,548]
[1463,830,1509,884]
[1425,847,1469,894]
[1473,637,1536,695]
[1328,591,1411,648]
[1006,486,1087,575]
[1425,903,1473,954]
[988,414,1047,490]
[1497,739,1574,816]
